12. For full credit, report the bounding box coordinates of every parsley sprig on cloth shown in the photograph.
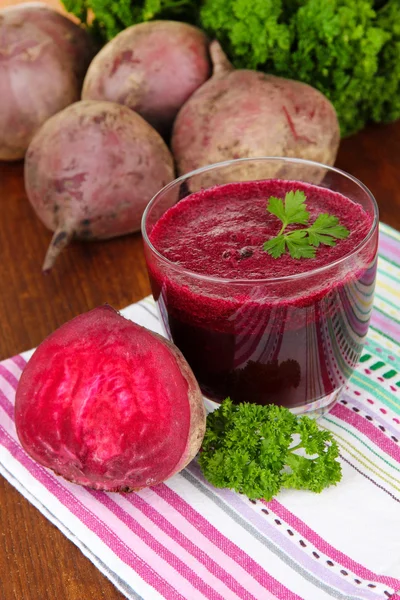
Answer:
[199,399,342,501]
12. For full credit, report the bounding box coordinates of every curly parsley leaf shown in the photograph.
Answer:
[199,398,342,501]
[263,191,350,259]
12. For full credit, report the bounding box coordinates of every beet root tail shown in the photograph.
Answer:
[42,227,74,272]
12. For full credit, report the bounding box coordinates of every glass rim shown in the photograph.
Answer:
[141,156,379,285]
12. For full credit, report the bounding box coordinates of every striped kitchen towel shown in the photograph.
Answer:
[1,222,400,600]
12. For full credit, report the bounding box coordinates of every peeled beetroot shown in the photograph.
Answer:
[15,306,206,492]
[172,42,340,183]
[0,4,95,160]
[24,100,175,271]
[82,21,210,137]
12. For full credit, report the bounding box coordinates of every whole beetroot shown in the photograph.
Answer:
[15,305,206,492]
[0,4,95,161]
[2,3,96,85]
[172,42,340,185]
[82,21,210,137]
[24,100,175,271]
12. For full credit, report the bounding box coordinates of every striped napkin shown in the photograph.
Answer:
[1,222,400,600]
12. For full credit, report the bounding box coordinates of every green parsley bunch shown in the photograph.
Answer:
[199,398,342,501]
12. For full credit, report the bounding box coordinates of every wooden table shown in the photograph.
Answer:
[1,121,400,599]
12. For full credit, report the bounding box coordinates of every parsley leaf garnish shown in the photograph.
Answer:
[263,190,350,259]
[267,190,310,228]
[199,398,342,501]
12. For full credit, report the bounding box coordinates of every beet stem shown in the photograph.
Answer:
[209,40,234,76]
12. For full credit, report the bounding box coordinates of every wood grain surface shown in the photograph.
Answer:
[1,116,400,599]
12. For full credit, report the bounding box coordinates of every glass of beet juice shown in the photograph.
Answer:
[142,158,378,417]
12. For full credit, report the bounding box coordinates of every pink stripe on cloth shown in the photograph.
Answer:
[379,235,400,266]
[11,355,27,370]
[371,311,400,342]
[267,498,400,590]
[340,394,400,438]
[332,403,400,463]
[0,364,19,390]
[124,492,258,600]
[0,389,14,420]
[1,358,23,380]
[154,484,300,600]
[90,491,228,600]
[0,425,185,600]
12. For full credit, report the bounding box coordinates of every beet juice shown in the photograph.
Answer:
[143,161,378,416]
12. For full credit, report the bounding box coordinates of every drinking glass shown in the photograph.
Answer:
[142,157,378,417]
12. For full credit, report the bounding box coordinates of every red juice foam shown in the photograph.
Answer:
[147,179,377,410]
